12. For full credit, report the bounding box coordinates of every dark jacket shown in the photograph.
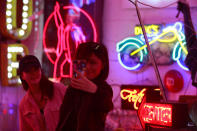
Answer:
[56,80,113,131]
[178,2,197,87]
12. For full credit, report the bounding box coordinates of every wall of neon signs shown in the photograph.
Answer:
[42,0,103,80]
[116,22,190,71]
[103,0,197,104]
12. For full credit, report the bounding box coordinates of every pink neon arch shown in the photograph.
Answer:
[43,3,97,79]
[43,5,97,64]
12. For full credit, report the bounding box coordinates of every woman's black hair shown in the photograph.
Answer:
[19,55,54,99]
[75,42,109,81]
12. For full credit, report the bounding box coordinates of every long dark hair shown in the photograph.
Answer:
[75,42,109,81]
[19,55,54,99]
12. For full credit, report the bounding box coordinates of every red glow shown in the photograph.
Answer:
[3,109,7,115]
[43,2,97,80]
[139,103,172,127]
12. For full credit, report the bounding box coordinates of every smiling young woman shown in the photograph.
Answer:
[56,42,114,131]
[18,55,67,131]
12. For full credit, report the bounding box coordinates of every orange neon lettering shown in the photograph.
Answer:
[134,25,159,35]
[120,88,146,110]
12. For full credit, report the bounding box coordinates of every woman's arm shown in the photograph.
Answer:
[70,70,98,93]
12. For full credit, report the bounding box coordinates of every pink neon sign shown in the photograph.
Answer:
[43,2,97,80]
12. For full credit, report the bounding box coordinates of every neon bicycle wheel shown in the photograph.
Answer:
[116,37,148,70]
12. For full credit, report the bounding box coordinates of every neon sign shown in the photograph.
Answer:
[43,2,97,80]
[138,101,189,129]
[0,44,29,86]
[134,24,160,36]
[117,22,189,71]
[0,0,33,40]
[116,37,148,70]
[139,103,172,127]
[120,88,146,110]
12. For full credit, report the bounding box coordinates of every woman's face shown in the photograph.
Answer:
[21,67,42,86]
[85,54,103,80]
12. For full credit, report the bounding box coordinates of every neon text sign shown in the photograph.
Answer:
[0,0,33,39]
[0,44,29,86]
[139,103,172,127]
[120,88,146,110]
[135,24,160,36]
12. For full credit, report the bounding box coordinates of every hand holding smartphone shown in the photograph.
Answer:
[73,60,86,78]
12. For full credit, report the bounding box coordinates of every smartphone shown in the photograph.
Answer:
[73,60,86,78]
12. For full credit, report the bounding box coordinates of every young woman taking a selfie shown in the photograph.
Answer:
[56,42,114,131]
